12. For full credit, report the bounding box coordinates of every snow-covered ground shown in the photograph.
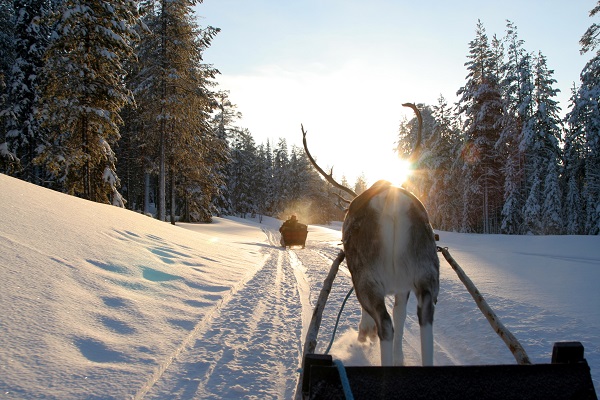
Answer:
[1,172,598,399]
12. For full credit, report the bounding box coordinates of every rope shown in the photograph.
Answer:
[333,359,355,400]
[324,286,354,355]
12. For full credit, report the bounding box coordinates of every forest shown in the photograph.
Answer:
[1,0,599,234]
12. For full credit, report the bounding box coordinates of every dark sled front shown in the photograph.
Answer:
[280,225,308,248]
[302,342,597,400]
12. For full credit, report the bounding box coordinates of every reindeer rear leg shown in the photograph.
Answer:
[393,292,410,366]
[357,308,377,342]
[416,289,435,366]
[353,280,394,366]
[360,297,394,366]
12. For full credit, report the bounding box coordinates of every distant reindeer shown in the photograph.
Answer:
[302,103,439,366]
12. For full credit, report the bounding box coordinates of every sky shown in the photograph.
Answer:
[1,173,599,398]
[196,0,597,185]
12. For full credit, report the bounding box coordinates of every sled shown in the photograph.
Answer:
[302,342,597,399]
[296,249,598,400]
[280,224,308,248]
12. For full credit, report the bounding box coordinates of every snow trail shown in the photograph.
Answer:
[144,230,308,399]
[133,253,267,399]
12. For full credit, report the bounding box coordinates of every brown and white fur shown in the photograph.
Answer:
[342,180,439,366]
[301,103,438,366]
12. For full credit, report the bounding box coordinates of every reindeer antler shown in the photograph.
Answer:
[402,103,423,163]
[301,124,358,199]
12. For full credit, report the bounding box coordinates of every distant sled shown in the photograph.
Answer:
[279,215,308,249]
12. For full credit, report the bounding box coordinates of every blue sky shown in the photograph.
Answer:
[196,0,595,185]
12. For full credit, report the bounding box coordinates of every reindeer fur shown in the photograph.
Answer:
[342,180,439,366]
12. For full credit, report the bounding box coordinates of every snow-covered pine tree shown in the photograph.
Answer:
[259,139,275,216]
[227,128,258,218]
[251,143,270,221]
[427,95,462,231]
[210,90,241,216]
[531,51,563,234]
[133,0,220,222]
[0,0,16,171]
[570,1,600,234]
[0,0,54,183]
[272,138,290,214]
[353,173,368,196]
[0,0,13,91]
[38,0,139,206]
[456,21,504,233]
[497,21,534,234]
[563,84,586,234]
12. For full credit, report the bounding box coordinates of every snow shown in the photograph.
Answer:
[0,172,598,399]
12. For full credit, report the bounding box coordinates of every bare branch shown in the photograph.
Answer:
[301,124,357,199]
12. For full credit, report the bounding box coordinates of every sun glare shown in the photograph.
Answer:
[369,157,413,187]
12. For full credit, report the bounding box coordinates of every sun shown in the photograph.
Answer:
[368,156,413,187]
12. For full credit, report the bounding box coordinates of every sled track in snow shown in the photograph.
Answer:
[133,252,267,400]
[137,226,317,399]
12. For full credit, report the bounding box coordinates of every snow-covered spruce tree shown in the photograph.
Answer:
[456,21,504,233]
[0,0,16,171]
[259,139,276,217]
[497,21,534,234]
[568,1,600,234]
[563,84,587,234]
[272,138,290,215]
[210,90,240,216]
[133,0,220,222]
[519,51,564,235]
[0,0,54,183]
[227,128,258,218]
[353,173,368,196]
[253,142,272,221]
[427,95,463,231]
[38,0,139,206]
[531,52,563,234]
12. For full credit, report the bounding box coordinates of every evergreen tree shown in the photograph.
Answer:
[427,95,462,231]
[227,128,258,217]
[353,173,368,195]
[38,0,139,205]
[0,0,53,183]
[210,90,240,216]
[456,21,504,233]
[252,142,271,221]
[563,84,586,234]
[567,1,600,234]
[260,139,275,216]
[532,52,563,234]
[497,21,534,234]
[0,1,16,170]
[133,0,220,221]
[272,138,290,214]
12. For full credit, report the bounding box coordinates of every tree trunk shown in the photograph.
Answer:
[144,172,150,215]
[170,168,176,225]
[158,124,166,221]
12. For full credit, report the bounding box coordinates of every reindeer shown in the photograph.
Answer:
[302,103,439,367]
